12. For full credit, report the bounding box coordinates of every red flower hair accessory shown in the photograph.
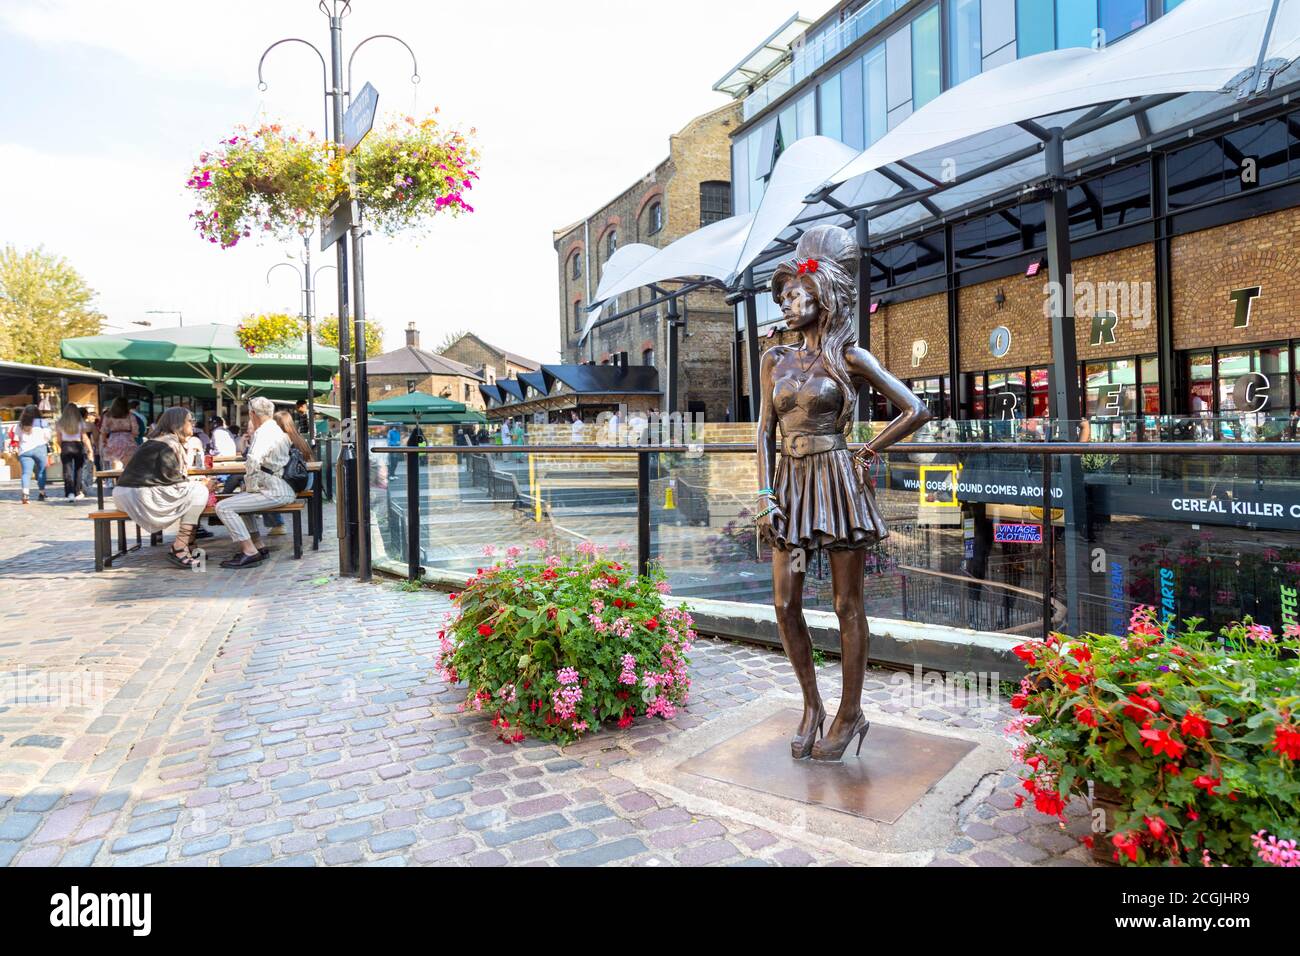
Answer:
[796,258,819,275]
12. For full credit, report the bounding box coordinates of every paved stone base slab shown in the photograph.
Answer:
[680,708,976,824]
[612,694,1010,865]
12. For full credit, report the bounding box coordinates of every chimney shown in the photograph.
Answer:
[405,321,419,348]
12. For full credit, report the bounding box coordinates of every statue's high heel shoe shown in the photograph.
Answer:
[810,714,870,762]
[790,705,826,759]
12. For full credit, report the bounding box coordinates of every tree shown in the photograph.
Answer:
[435,328,470,354]
[0,246,104,367]
[315,317,384,357]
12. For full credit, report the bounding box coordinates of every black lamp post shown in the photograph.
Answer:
[255,0,420,581]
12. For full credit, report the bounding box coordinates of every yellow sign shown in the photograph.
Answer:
[918,464,961,508]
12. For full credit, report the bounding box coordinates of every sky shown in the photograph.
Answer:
[0,0,827,364]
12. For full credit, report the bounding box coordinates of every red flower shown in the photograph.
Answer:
[1122,694,1160,722]
[1033,789,1066,817]
[1192,774,1221,795]
[1145,815,1166,839]
[1180,712,1211,739]
[796,258,819,275]
[617,713,634,729]
[1021,778,1038,795]
[1013,795,1025,809]
[1068,645,1092,664]
[1012,643,1037,666]
[613,598,624,608]
[1136,681,1152,695]
[605,575,620,587]
[1139,726,1186,761]
[1062,671,1085,691]
[1112,832,1140,864]
[1273,724,1300,761]
[448,592,458,601]
[610,562,624,571]
[627,601,636,609]
[1081,835,1094,849]
[1187,809,1199,821]
[477,623,493,637]
[541,568,557,581]
[645,617,659,631]
[1010,693,1029,710]
[1075,704,1098,728]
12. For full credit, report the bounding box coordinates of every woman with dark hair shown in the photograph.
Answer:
[100,396,139,469]
[755,225,930,762]
[16,404,51,504]
[113,406,218,568]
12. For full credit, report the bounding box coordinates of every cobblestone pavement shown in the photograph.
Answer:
[0,486,1095,867]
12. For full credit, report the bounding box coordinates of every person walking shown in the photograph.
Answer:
[100,397,139,469]
[55,402,94,502]
[214,397,295,568]
[387,423,402,477]
[112,407,218,568]
[16,404,51,504]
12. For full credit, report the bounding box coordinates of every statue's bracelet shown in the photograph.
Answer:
[755,506,776,520]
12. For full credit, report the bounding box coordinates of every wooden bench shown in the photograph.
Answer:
[89,502,305,571]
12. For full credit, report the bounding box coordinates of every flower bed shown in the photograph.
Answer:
[434,540,694,745]
[1009,609,1300,866]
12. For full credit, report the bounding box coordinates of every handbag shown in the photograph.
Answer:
[265,447,310,493]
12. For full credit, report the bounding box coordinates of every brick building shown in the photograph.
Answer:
[553,102,741,421]
[366,323,486,411]
[438,332,540,385]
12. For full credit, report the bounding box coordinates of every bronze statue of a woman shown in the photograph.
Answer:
[755,224,930,761]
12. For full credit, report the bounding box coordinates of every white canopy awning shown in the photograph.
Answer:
[583,0,1300,319]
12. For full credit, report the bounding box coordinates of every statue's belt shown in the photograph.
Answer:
[782,433,846,458]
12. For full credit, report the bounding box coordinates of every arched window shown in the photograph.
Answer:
[570,251,581,279]
[642,347,655,366]
[646,202,663,235]
[572,300,583,333]
[700,181,731,226]
[606,229,618,257]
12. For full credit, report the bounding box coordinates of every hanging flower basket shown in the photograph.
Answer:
[187,125,339,249]
[187,113,479,249]
[236,313,306,355]
[350,114,479,235]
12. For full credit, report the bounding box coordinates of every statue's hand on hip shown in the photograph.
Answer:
[756,505,785,545]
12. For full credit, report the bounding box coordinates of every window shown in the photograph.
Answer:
[572,300,583,333]
[1017,0,1054,57]
[1100,0,1146,45]
[464,384,472,402]
[819,73,842,142]
[606,230,618,257]
[1083,358,1138,417]
[863,44,888,146]
[646,201,663,236]
[911,5,941,110]
[570,252,581,280]
[700,181,731,226]
[1057,0,1098,48]
[642,347,655,366]
[1223,118,1291,195]
[840,57,865,151]
[950,0,982,86]
[406,379,417,394]
[1166,138,1232,209]
[908,376,950,418]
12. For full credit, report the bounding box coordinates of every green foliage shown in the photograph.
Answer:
[0,245,104,367]
[1011,612,1300,866]
[435,544,695,745]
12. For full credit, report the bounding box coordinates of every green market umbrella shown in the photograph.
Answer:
[61,323,339,419]
[368,392,483,428]
[372,410,486,426]
[140,377,332,403]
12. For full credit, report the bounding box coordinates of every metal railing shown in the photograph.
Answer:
[372,439,1299,642]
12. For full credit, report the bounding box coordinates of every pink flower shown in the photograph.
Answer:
[619,653,638,685]
[505,545,522,559]
[531,537,548,551]
[655,581,672,594]
[556,667,579,686]
[571,720,589,733]
[1252,830,1300,867]
[481,544,496,557]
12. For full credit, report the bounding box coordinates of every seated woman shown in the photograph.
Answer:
[214,397,296,569]
[112,407,218,569]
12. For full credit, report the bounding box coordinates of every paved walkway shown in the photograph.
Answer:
[0,486,1094,866]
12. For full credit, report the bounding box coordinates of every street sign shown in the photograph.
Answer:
[343,82,380,153]
[320,197,353,251]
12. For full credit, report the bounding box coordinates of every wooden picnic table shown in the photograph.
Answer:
[94,460,324,548]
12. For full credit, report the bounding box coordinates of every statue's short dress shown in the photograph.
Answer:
[770,353,888,552]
